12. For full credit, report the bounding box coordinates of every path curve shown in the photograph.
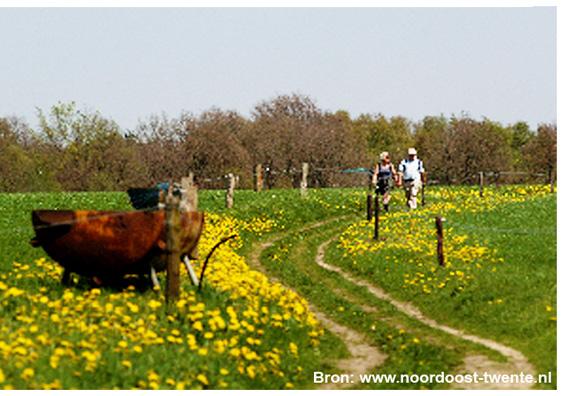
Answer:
[247,218,386,390]
[316,236,536,390]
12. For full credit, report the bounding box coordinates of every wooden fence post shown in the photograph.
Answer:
[254,164,263,192]
[435,216,445,267]
[180,172,198,212]
[165,184,181,305]
[549,169,555,193]
[374,193,380,240]
[366,193,373,221]
[226,173,235,208]
[479,172,484,198]
[180,172,200,266]
[300,162,309,197]
[264,165,272,190]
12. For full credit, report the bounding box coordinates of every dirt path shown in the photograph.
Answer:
[316,236,536,390]
[247,218,386,390]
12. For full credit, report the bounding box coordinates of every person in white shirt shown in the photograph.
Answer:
[397,148,425,209]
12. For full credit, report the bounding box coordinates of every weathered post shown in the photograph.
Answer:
[254,164,263,192]
[435,216,445,267]
[300,162,309,197]
[420,172,427,206]
[180,172,198,212]
[180,172,200,273]
[226,173,235,208]
[374,193,380,240]
[264,165,272,190]
[549,169,555,193]
[479,171,484,198]
[165,184,181,305]
[366,193,373,221]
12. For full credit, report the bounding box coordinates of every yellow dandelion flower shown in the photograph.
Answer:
[21,368,34,380]
[197,373,209,386]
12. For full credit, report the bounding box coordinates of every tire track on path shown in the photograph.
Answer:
[316,235,536,390]
[247,217,386,390]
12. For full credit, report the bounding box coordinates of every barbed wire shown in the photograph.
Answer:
[179,165,553,189]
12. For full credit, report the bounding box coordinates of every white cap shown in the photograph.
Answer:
[408,147,417,155]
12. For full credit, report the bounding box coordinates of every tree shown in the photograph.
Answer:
[247,94,321,187]
[446,117,512,183]
[37,103,149,190]
[248,94,367,188]
[182,109,252,188]
[0,117,60,192]
[0,95,550,192]
[352,114,413,162]
[504,121,533,170]
[523,123,557,181]
[413,115,451,183]
[136,114,193,185]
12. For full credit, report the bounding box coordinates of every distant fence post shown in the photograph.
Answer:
[264,165,272,190]
[254,164,263,192]
[165,184,181,306]
[226,173,235,208]
[549,169,555,193]
[435,216,445,267]
[374,193,380,240]
[479,172,484,198]
[300,162,309,197]
[180,172,198,212]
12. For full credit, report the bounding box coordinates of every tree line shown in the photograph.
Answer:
[0,94,556,192]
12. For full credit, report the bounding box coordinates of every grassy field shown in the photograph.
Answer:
[0,189,363,390]
[325,185,557,388]
[0,185,556,389]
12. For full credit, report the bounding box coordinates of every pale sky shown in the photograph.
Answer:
[0,7,556,130]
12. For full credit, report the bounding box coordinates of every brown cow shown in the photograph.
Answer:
[30,209,204,287]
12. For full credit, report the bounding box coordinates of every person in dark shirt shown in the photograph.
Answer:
[373,151,398,212]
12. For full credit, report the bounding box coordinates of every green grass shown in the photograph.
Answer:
[258,218,464,389]
[0,188,365,268]
[0,186,556,389]
[326,187,556,389]
[0,188,366,390]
